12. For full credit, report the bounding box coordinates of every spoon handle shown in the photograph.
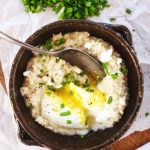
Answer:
[0,31,49,55]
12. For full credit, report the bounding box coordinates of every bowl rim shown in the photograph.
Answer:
[9,19,144,150]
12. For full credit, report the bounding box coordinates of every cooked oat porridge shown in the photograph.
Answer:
[20,32,128,135]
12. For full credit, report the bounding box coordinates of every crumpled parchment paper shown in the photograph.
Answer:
[0,0,150,149]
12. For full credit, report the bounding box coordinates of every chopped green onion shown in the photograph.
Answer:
[42,59,46,62]
[61,80,67,87]
[22,0,110,19]
[47,85,55,91]
[145,112,149,117]
[60,110,71,116]
[45,90,51,96]
[111,73,118,80]
[107,96,113,104]
[45,39,53,50]
[79,72,84,76]
[82,79,89,88]
[38,82,45,88]
[40,69,44,74]
[64,73,77,84]
[66,120,72,124]
[66,8,73,13]
[69,90,73,95]
[29,104,33,109]
[120,66,128,74]
[54,38,65,46]
[56,58,60,63]
[110,17,116,22]
[60,103,65,108]
[86,2,92,7]
[85,88,94,92]
[53,2,63,13]
[75,13,81,19]
[125,8,132,14]
[51,78,54,83]
[39,54,44,57]
[97,74,105,82]
[100,62,110,74]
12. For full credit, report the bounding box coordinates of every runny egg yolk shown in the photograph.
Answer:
[49,82,106,126]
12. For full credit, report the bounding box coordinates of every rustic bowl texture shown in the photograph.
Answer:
[9,20,143,150]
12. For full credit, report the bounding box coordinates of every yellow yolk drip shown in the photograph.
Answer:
[55,83,106,125]
[45,73,106,126]
[56,84,87,125]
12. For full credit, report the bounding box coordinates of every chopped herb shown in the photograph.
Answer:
[110,17,116,22]
[45,39,53,50]
[66,120,72,124]
[29,104,33,109]
[74,80,79,86]
[38,82,45,88]
[145,112,149,117]
[56,57,60,63]
[69,90,73,95]
[80,135,85,138]
[22,0,110,19]
[66,7,73,13]
[47,85,55,91]
[51,78,55,83]
[39,54,44,57]
[120,66,128,74]
[88,102,93,105]
[41,58,46,62]
[97,74,105,82]
[54,38,65,46]
[61,73,83,88]
[60,103,65,108]
[53,2,63,13]
[64,73,77,84]
[40,69,44,74]
[60,110,71,116]
[82,79,89,88]
[82,79,94,92]
[85,88,94,92]
[100,62,109,74]
[45,90,51,96]
[107,96,113,104]
[85,119,88,126]
[79,72,84,76]
[111,73,118,80]
[65,73,74,82]
[61,80,67,87]
[125,8,132,14]
[86,2,92,7]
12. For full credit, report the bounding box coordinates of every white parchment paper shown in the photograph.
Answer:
[0,0,150,149]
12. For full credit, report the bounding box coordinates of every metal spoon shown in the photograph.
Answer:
[0,31,105,77]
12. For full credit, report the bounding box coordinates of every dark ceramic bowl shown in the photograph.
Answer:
[9,20,143,150]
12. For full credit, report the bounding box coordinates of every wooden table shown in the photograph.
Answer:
[0,63,150,150]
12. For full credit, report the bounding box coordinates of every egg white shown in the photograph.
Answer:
[41,83,106,129]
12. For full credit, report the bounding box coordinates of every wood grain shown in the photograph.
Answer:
[0,63,149,150]
[0,63,6,91]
